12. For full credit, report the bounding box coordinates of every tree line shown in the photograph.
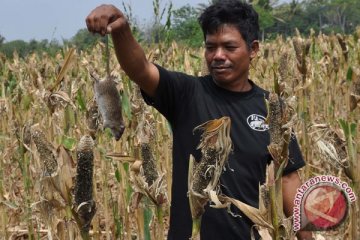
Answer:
[0,0,359,58]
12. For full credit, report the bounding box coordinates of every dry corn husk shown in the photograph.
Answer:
[31,126,58,176]
[188,116,232,239]
[86,99,100,139]
[31,125,75,203]
[310,124,348,171]
[210,162,275,240]
[266,92,296,175]
[130,143,167,206]
[30,126,75,237]
[129,85,168,207]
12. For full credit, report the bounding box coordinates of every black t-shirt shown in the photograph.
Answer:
[142,65,305,240]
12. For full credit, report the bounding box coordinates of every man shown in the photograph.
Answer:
[86,1,311,239]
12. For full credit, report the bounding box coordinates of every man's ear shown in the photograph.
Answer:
[250,40,259,60]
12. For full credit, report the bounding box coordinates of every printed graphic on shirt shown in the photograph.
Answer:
[247,114,269,131]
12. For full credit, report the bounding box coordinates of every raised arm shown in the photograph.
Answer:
[86,4,159,97]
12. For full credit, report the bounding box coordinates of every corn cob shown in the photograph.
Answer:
[86,99,99,139]
[131,143,167,206]
[141,142,159,186]
[188,116,232,238]
[266,91,297,239]
[73,135,96,237]
[31,128,57,176]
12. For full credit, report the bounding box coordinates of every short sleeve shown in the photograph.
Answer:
[141,64,196,125]
[283,132,305,175]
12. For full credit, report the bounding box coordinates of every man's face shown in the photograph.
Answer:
[205,24,258,91]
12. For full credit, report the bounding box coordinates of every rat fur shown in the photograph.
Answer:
[91,73,125,141]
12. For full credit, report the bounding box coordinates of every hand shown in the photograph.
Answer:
[86,4,126,36]
[296,230,313,240]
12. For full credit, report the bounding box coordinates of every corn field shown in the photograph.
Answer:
[0,29,359,240]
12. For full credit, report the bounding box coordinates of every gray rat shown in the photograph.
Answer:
[91,73,125,141]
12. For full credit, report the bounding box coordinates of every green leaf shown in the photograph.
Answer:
[189,53,201,59]
[76,89,86,111]
[123,162,129,173]
[126,182,133,203]
[346,67,353,82]
[121,88,132,121]
[350,123,357,137]
[276,160,287,180]
[115,167,121,183]
[144,206,153,240]
[104,128,113,139]
[21,94,33,111]
[338,119,349,138]
[115,217,122,238]
[62,136,76,150]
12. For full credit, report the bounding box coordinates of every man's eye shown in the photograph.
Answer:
[226,46,237,51]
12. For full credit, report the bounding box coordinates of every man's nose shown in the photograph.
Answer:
[214,48,226,60]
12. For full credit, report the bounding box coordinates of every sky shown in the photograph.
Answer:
[0,0,290,43]
[0,0,208,42]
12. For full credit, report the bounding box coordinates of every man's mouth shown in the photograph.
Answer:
[211,62,231,69]
[211,66,231,73]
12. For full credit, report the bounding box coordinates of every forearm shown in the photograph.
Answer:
[111,24,148,80]
[86,4,159,96]
[110,22,158,96]
[282,171,313,240]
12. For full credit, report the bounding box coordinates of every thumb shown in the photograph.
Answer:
[107,25,112,34]
[106,18,126,34]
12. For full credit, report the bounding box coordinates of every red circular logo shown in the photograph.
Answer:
[303,184,348,230]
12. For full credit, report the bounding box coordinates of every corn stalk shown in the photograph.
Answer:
[188,117,232,239]
[339,119,359,239]
[129,85,168,240]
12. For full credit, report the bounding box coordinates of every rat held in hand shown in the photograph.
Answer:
[91,73,125,141]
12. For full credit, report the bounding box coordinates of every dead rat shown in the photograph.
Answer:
[91,72,125,141]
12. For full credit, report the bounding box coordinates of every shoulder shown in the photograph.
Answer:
[155,64,208,95]
[156,64,198,81]
[250,80,269,98]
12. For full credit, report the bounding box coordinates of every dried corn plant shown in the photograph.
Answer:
[129,82,168,240]
[308,121,359,238]
[213,164,274,240]
[73,135,96,239]
[188,116,232,239]
[1,31,359,239]
[338,119,359,239]
[266,91,298,240]
[309,124,348,175]
[208,92,298,240]
[30,125,78,238]
[350,69,360,112]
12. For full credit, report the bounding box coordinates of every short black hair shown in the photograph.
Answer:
[198,0,259,49]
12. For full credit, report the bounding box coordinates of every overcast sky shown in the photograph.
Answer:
[0,0,208,42]
[0,0,290,43]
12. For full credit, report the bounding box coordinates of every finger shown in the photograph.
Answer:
[107,17,126,34]
[86,8,102,33]
[93,17,102,34]
[85,16,94,33]
[107,26,112,34]
[98,15,110,36]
